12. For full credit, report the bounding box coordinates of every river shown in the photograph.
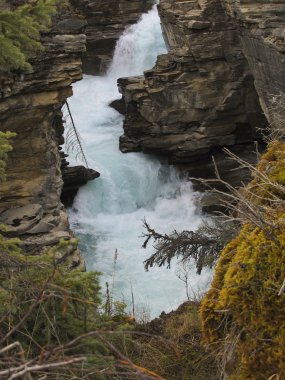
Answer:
[67,5,211,318]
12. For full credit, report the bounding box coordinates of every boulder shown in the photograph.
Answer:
[61,165,100,207]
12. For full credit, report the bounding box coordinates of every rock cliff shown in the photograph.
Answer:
[0,7,87,263]
[223,0,285,127]
[71,0,155,74]
[119,0,284,182]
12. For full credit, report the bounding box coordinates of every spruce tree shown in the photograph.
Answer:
[0,0,60,72]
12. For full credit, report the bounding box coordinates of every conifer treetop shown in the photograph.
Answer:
[0,0,61,73]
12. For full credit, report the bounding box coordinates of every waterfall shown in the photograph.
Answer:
[108,5,166,79]
[68,5,211,318]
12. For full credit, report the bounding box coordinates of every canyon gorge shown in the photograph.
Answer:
[0,0,285,380]
[0,0,285,314]
[0,0,285,268]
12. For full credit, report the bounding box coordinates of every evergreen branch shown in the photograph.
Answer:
[0,131,16,182]
[142,219,233,274]
[0,0,60,72]
[0,270,56,346]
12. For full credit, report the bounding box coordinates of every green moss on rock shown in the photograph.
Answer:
[201,141,285,379]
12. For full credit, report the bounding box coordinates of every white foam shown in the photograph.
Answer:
[67,6,212,318]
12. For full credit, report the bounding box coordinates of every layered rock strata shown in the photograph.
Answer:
[71,0,155,74]
[223,0,285,129]
[119,0,269,179]
[0,11,87,264]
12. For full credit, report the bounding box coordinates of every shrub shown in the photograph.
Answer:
[0,131,16,181]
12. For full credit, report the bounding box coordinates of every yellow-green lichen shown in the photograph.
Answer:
[201,141,285,379]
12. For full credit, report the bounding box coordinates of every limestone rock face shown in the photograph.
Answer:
[71,0,155,74]
[119,0,266,172]
[0,12,86,264]
[222,0,285,128]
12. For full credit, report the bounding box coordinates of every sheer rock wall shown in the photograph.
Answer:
[223,0,285,127]
[0,12,86,262]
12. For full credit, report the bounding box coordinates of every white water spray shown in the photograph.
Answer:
[68,6,211,318]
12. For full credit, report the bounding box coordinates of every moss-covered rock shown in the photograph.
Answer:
[201,141,285,379]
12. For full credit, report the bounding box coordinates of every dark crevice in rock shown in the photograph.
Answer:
[109,98,126,115]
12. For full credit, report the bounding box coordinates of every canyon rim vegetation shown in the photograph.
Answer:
[0,0,61,72]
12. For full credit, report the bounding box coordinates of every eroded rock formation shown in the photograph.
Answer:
[0,10,87,263]
[71,0,155,74]
[223,0,285,126]
[119,0,284,182]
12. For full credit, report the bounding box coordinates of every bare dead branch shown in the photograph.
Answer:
[5,358,85,380]
[278,278,285,296]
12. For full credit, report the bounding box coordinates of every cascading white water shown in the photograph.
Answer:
[68,5,211,318]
